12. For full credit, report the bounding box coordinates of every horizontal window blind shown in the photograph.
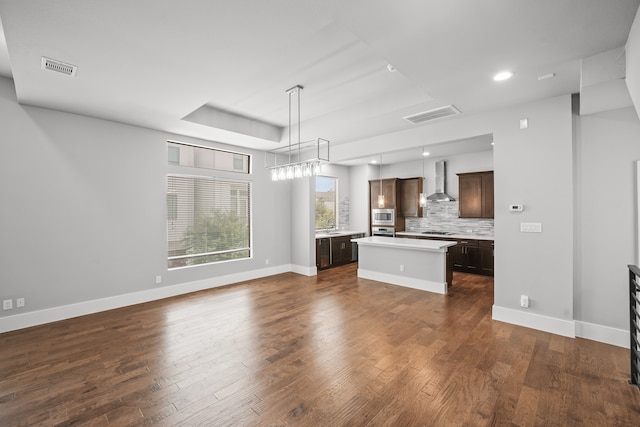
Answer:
[167,175,251,268]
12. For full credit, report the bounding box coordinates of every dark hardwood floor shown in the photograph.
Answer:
[1,264,639,426]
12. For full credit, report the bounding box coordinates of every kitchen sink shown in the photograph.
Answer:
[422,230,454,235]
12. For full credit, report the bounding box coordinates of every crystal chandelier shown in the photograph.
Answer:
[265,85,329,181]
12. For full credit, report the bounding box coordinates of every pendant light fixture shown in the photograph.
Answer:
[265,85,329,181]
[419,148,429,207]
[377,154,385,208]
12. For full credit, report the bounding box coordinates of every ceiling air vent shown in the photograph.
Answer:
[403,105,460,124]
[41,57,77,77]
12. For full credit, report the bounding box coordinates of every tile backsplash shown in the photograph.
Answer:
[338,196,349,229]
[405,200,494,236]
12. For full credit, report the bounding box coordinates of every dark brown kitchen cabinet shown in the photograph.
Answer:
[399,178,423,218]
[478,240,494,276]
[331,236,353,266]
[369,178,397,209]
[316,238,331,270]
[457,171,494,218]
[452,239,480,273]
[317,234,362,270]
[416,235,494,277]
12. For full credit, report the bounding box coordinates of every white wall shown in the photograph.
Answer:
[626,6,640,119]
[0,76,292,324]
[290,177,315,274]
[348,164,371,235]
[493,95,575,336]
[574,107,640,331]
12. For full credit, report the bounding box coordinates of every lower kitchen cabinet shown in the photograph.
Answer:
[316,233,364,270]
[411,235,494,277]
[452,239,494,276]
[316,238,331,270]
[478,240,494,276]
[331,236,353,266]
[452,239,480,273]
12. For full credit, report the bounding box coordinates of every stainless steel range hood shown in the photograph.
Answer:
[427,160,455,202]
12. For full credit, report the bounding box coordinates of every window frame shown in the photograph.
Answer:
[167,141,253,269]
[315,175,338,231]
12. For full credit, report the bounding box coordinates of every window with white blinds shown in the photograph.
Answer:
[167,142,251,269]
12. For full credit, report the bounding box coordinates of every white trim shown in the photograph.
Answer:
[492,305,576,338]
[290,264,317,277]
[0,264,291,334]
[358,269,448,294]
[575,321,629,348]
[637,160,640,267]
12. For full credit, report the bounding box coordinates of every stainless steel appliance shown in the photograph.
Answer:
[427,160,456,202]
[372,208,395,226]
[372,227,395,237]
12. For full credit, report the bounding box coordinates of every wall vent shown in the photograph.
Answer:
[41,57,77,77]
[403,105,460,124]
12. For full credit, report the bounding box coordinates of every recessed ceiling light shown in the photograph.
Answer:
[537,72,555,81]
[387,64,396,72]
[371,159,378,164]
[493,71,513,81]
[422,151,430,156]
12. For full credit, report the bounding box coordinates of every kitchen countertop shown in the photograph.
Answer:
[315,230,366,239]
[351,236,456,252]
[395,231,494,241]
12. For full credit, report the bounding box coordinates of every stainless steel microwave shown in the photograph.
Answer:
[372,208,395,226]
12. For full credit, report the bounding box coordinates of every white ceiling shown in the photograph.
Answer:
[0,0,638,165]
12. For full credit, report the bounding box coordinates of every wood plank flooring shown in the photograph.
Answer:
[1,264,639,426]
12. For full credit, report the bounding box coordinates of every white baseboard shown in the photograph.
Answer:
[575,321,629,348]
[492,305,576,338]
[358,269,447,294]
[290,264,317,277]
[0,264,293,334]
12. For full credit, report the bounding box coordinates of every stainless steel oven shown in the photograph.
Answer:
[372,227,395,237]
[372,208,395,226]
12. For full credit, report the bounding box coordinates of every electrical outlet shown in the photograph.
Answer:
[3,299,13,310]
[520,222,542,233]
[400,264,405,272]
[265,259,270,265]
[16,298,25,308]
[520,295,530,308]
[155,275,162,284]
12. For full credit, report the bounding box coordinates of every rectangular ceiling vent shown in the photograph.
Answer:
[41,57,77,77]
[403,105,460,124]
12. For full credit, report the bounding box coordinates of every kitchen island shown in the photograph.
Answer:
[351,236,456,294]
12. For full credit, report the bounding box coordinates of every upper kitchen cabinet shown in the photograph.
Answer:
[398,178,423,217]
[369,178,397,209]
[457,171,494,218]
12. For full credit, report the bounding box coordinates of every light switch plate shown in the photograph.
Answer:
[520,222,542,233]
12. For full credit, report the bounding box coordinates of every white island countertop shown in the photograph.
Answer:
[395,231,494,241]
[352,236,456,252]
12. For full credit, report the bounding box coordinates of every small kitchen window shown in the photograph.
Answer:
[315,176,337,230]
